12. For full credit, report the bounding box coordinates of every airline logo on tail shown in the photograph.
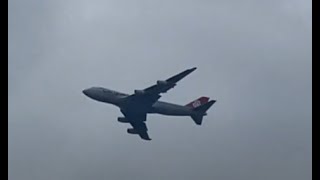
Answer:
[186,97,210,109]
[192,100,201,108]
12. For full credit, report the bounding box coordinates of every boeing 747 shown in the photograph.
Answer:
[83,67,216,140]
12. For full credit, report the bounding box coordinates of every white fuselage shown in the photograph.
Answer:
[82,87,194,116]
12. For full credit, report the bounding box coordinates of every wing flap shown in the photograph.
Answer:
[130,121,152,141]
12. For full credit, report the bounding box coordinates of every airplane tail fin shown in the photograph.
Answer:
[190,100,216,125]
[185,97,210,109]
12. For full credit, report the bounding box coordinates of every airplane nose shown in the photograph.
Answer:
[82,89,90,96]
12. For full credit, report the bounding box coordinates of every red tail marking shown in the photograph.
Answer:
[185,97,210,109]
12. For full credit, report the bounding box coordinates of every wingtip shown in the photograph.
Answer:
[190,67,197,71]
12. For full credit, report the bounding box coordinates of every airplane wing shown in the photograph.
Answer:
[130,121,151,141]
[143,67,197,95]
[123,67,197,108]
[121,110,151,140]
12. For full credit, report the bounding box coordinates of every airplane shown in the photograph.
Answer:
[82,67,216,141]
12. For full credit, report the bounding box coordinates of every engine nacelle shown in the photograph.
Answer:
[134,89,145,95]
[127,128,139,134]
[117,117,129,123]
[157,80,168,86]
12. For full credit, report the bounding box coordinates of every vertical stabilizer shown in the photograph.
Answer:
[185,97,210,109]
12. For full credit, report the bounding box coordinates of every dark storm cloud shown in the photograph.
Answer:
[9,0,311,180]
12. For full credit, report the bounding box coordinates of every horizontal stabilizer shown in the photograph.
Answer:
[191,100,216,125]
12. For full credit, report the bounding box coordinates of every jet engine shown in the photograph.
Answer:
[117,117,129,123]
[134,90,145,95]
[156,80,168,86]
[127,128,139,134]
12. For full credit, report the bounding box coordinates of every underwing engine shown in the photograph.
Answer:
[156,80,168,86]
[134,90,145,95]
[127,128,139,134]
[117,117,129,123]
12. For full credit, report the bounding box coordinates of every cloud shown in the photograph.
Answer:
[9,0,311,180]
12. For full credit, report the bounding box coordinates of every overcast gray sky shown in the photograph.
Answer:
[8,0,311,180]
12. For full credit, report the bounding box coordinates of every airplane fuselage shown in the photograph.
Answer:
[82,67,216,140]
[83,87,194,116]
